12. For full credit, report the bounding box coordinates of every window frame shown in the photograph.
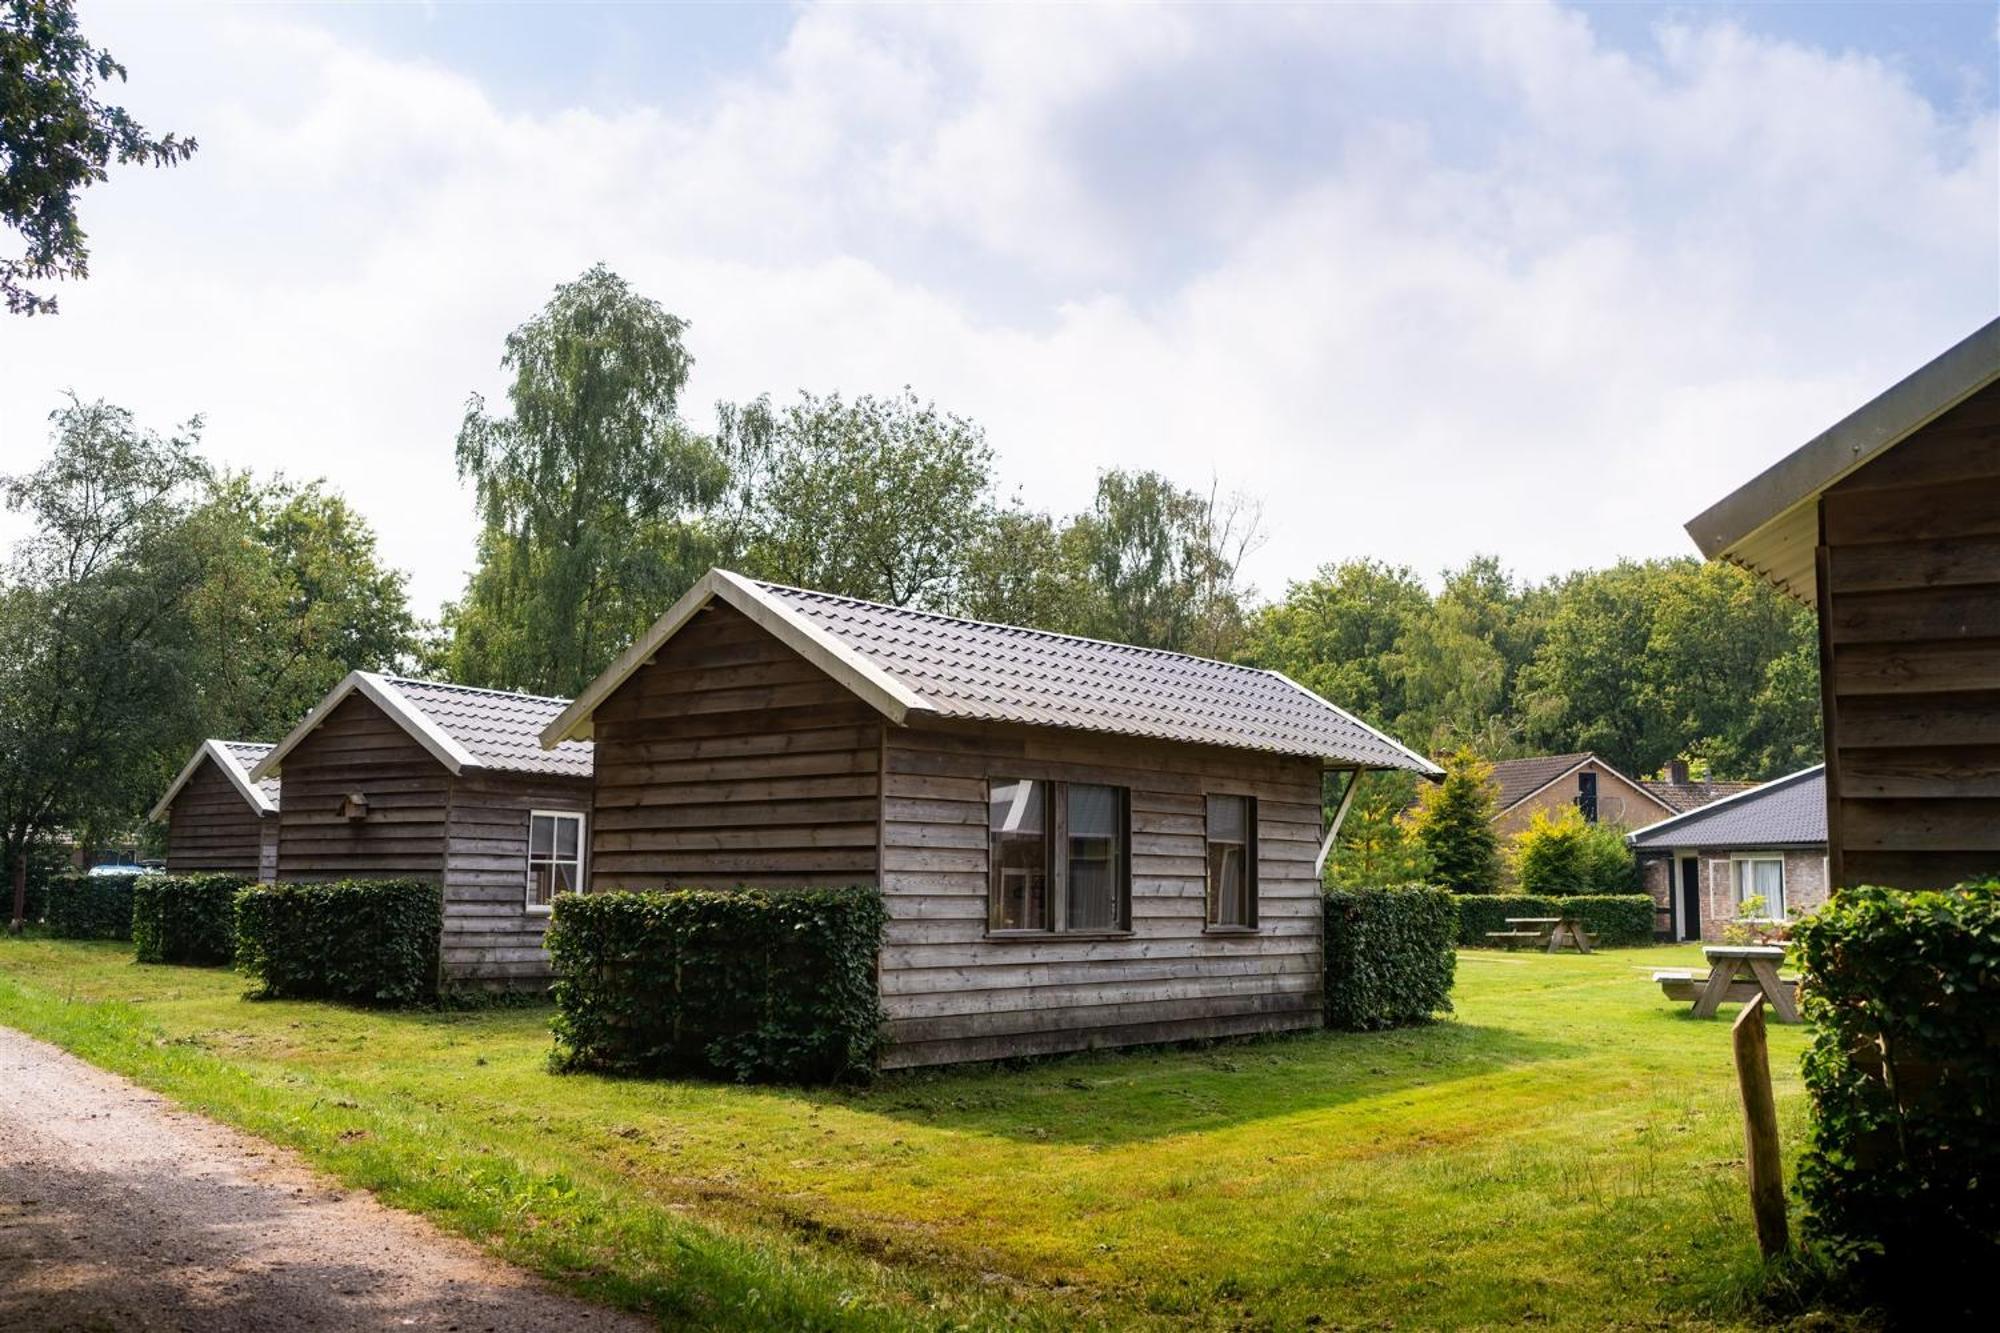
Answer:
[1730,852,1786,919]
[986,777,1131,938]
[1204,792,1259,933]
[526,809,587,915]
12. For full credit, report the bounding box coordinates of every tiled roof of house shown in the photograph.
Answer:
[1640,778,1759,814]
[1487,753,1594,811]
[219,741,281,803]
[753,582,1438,773]
[383,677,594,778]
[1628,766,1826,850]
[149,738,281,821]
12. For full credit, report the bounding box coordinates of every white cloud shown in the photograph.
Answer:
[1,1,1991,621]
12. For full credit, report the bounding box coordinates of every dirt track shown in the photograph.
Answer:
[0,1023,650,1331]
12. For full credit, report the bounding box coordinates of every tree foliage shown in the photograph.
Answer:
[1,0,196,314]
[1324,771,1432,890]
[1507,805,1635,896]
[1411,748,1501,893]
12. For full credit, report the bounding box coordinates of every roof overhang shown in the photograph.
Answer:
[1262,670,1442,778]
[540,569,935,747]
[149,740,278,822]
[250,670,479,782]
[1625,764,1826,849]
[1686,317,2000,604]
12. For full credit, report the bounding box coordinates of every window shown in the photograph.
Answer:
[1206,794,1257,928]
[1732,854,1785,918]
[528,811,585,912]
[1576,772,1598,823]
[988,779,1129,934]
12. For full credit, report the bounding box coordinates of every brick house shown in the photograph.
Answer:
[1627,766,1828,942]
[1487,753,1750,839]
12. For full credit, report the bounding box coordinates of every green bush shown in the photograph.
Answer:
[235,879,442,1006]
[548,887,888,1083]
[1455,894,1657,948]
[1508,806,1636,895]
[132,873,249,965]
[45,871,141,939]
[1792,882,2000,1303]
[1321,886,1457,1030]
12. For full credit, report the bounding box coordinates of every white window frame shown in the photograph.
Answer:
[1730,853,1786,919]
[526,809,587,914]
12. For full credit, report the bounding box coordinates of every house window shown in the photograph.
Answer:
[1732,854,1785,918]
[988,779,1130,934]
[1576,772,1598,823]
[1206,794,1257,928]
[528,811,585,912]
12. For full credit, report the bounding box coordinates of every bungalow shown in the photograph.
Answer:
[540,569,1439,1069]
[250,671,593,987]
[1689,317,2000,890]
[147,740,280,879]
[1487,752,1750,836]
[1628,766,1828,942]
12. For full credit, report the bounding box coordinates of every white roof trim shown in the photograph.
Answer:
[1263,669,1442,776]
[251,670,480,781]
[1625,764,1826,846]
[149,740,276,822]
[539,569,935,746]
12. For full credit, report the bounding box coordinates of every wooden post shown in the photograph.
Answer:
[1731,994,1789,1257]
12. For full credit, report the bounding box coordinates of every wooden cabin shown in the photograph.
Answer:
[1689,317,2000,890]
[251,672,593,987]
[541,569,1439,1069]
[148,739,280,879]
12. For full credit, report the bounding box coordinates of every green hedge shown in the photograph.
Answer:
[1454,894,1657,948]
[548,887,888,1083]
[235,879,442,1006]
[133,873,249,965]
[1793,882,2000,1301]
[1321,886,1457,1030]
[45,871,142,939]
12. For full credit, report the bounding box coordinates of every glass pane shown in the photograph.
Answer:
[553,862,577,896]
[989,780,1046,835]
[1208,845,1246,926]
[529,863,553,907]
[529,814,554,858]
[1067,786,1123,930]
[990,780,1047,929]
[1206,794,1247,843]
[555,816,579,859]
[1069,783,1118,838]
[1755,859,1783,903]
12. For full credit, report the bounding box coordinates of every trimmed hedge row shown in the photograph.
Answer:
[235,879,442,1006]
[1454,893,1656,948]
[133,873,248,965]
[1321,886,1457,1030]
[1794,882,2000,1302]
[548,887,888,1083]
[45,871,141,939]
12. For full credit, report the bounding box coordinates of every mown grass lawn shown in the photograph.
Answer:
[0,938,1813,1330]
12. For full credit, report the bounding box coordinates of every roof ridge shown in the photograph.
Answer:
[383,674,576,708]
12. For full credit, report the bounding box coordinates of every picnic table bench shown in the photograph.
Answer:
[1485,915,1595,954]
[1655,945,1800,1023]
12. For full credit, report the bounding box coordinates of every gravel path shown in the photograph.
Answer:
[0,1023,651,1331]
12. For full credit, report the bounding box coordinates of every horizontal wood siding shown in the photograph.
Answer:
[442,771,592,987]
[1822,381,2000,889]
[274,693,449,885]
[587,601,884,891]
[164,757,270,877]
[879,718,1325,1069]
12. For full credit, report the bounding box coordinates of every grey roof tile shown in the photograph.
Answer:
[1628,766,1826,850]
[386,677,594,778]
[219,740,280,803]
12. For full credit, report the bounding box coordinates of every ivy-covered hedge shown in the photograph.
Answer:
[548,887,888,1083]
[133,873,249,965]
[1321,886,1457,1030]
[235,879,442,1006]
[45,871,142,939]
[1793,882,2000,1299]
[1454,893,1656,948]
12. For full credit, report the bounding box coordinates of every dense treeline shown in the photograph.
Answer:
[2,266,1818,917]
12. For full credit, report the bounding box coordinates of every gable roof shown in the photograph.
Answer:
[1687,317,2000,603]
[148,739,279,822]
[1486,753,1596,812]
[542,569,1440,775]
[251,671,592,783]
[1627,765,1826,851]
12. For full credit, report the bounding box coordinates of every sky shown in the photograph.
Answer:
[2,1,1995,622]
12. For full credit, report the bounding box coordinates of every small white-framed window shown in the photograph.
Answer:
[1731,854,1786,919]
[1205,793,1257,929]
[527,810,585,913]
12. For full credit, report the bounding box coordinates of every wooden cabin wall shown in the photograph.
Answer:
[879,718,1325,1069]
[164,757,270,877]
[1820,379,2000,889]
[587,601,884,890]
[273,693,449,884]
[442,771,591,986]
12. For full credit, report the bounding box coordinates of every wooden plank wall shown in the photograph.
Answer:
[274,693,449,884]
[1821,379,2000,888]
[164,757,270,877]
[879,719,1324,1069]
[442,771,591,986]
[588,601,884,890]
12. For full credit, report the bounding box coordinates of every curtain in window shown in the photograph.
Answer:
[1067,783,1122,930]
[1206,795,1250,927]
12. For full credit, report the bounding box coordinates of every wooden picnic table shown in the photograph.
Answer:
[1654,945,1800,1023]
[1485,915,1594,954]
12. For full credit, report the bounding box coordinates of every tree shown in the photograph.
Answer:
[716,389,994,608]
[2,0,196,314]
[1242,560,1430,733]
[1508,805,1635,896]
[1067,470,1261,658]
[957,503,1100,634]
[1324,771,1431,889]
[1410,748,1501,892]
[445,265,726,695]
